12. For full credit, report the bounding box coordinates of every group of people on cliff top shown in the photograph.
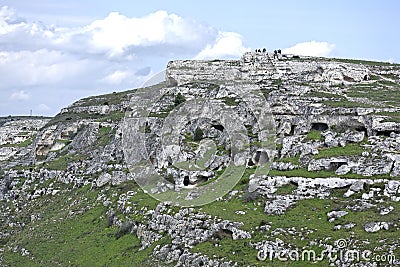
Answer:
[254,48,282,59]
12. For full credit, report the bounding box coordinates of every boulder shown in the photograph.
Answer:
[335,164,351,175]
[327,210,348,222]
[96,173,112,187]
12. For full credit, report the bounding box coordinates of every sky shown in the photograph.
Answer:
[0,0,399,116]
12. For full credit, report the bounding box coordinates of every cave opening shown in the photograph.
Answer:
[212,124,224,131]
[329,161,347,171]
[311,122,329,131]
[355,126,368,135]
[254,150,269,165]
[183,176,190,186]
[376,130,398,137]
[247,158,255,167]
[289,125,296,135]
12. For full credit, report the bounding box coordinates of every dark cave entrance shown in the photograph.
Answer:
[290,125,296,135]
[329,161,347,171]
[183,176,190,186]
[355,126,368,136]
[377,130,398,137]
[212,124,224,131]
[311,122,329,131]
[254,150,269,165]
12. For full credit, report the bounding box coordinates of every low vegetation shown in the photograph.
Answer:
[313,143,367,159]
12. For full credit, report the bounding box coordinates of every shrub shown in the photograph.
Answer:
[106,213,115,227]
[242,187,261,202]
[212,229,233,240]
[174,93,186,106]
[193,127,204,141]
[115,221,136,239]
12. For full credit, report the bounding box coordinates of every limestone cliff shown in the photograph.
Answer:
[1,53,400,266]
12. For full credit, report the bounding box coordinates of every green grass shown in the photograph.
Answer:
[306,130,323,141]
[96,111,125,122]
[2,183,166,266]
[268,167,395,179]
[381,73,399,80]
[98,126,111,136]
[275,183,297,195]
[15,138,33,148]
[277,154,300,165]
[201,195,266,231]
[48,109,125,126]
[56,139,72,144]
[44,153,80,170]
[269,168,337,178]
[324,99,378,108]
[0,137,35,148]
[346,82,400,107]
[115,183,161,223]
[2,170,399,266]
[313,143,366,159]
[47,112,103,126]
[222,97,239,106]
[329,57,399,66]
[95,126,114,147]
[373,111,400,122]
[194,192,400,266]
[307,91,346,100]
[72,88,141,108]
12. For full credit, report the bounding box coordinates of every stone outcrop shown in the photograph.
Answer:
[167,52,370,87]
[1,52,400,267]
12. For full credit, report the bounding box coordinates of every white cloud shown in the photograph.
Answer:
[36,103,51,111]
[82,11,209,57]
[9,90,30,101]
[195,32,249,60]
[0,49,93,87]
[283,41,335,57]
[0,7,217,59]
[0,6,250,116]
[102,70,130,85]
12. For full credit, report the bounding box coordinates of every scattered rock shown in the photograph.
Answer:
[327,210,348,222]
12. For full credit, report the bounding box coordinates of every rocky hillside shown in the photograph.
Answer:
[1,52,400,266]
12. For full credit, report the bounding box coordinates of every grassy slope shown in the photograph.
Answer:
[2,183,164,266]
[2,59,400,266]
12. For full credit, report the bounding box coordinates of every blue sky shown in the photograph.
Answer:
[0,0,399,116]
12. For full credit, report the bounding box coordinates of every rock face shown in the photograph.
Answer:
[1,52,400,267]
[167,52,370,87]
[0,118,49,164]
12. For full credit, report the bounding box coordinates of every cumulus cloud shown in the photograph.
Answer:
[0,49,92,87]
[0,6,250,116]
[195,32,249,60]
[0,7,217,59]
[283,41,335,57]
[102,70,131,85]
[81,11,217,58]
[9,90,30,101]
